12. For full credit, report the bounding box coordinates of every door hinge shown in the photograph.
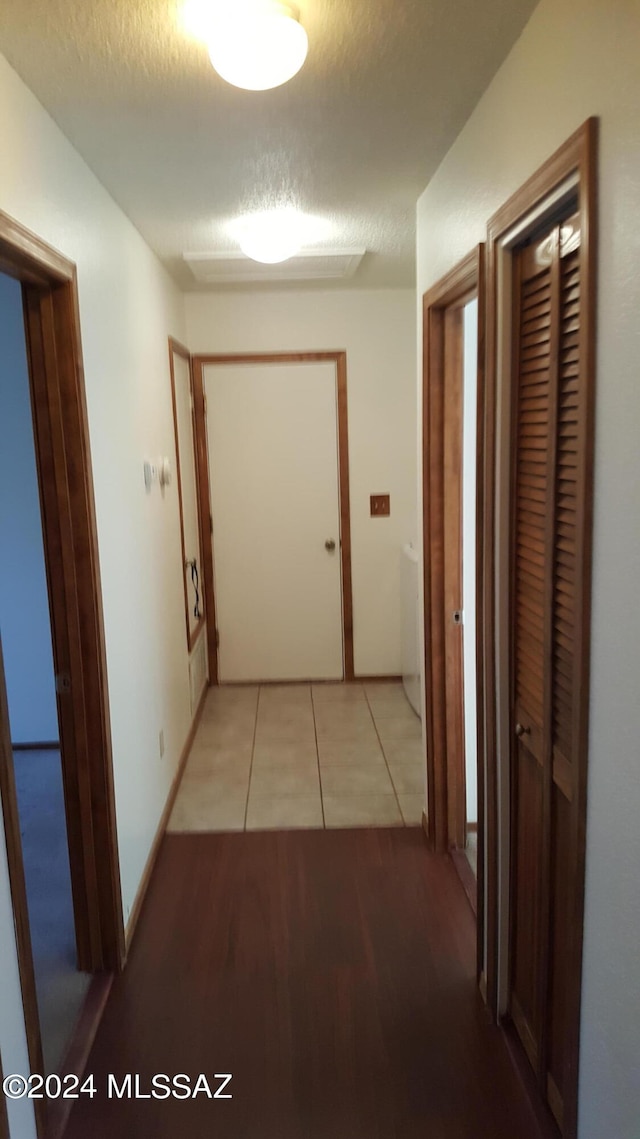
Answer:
[203,394,208,416]
[215,628,220,648]
[55,671,71,695]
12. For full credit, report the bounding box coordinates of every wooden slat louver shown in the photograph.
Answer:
[552,237,580,774]
[509,213,583,1134]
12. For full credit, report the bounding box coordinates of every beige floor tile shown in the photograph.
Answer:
[251,741,319,769]
[370,703,420,729]
[180,764,251,796]
[363,682,405,699]
[314,704,377,742]
[258,684,312,707]
[398,794,425,825]
[186,744,253,774]
[316,722,379,744]
[320,764,395,797]
[167,788,247,833]
[245,794,324,830]
[387,762,426,795]
[198,705,257,730]
[322,795,403,828]
[381,738,425,767]
[311,683,366,704]
[364,686,411,712]
[249,764,320,798]
[254,715,316,745]
[375,716,422,744]
[317,740,386,767]
[194,720,256,748]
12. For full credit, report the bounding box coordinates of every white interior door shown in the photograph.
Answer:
[204,360,344,682]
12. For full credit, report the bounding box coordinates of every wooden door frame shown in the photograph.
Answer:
[168,337,207,653]
[422,248,485,899]
[191,351,354,685]
[483,119,598,1137]
[0,209,125,1133]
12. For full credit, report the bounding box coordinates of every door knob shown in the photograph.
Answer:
[325,539,336,552]
[515,723,531,738]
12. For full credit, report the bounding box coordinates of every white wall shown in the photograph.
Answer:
[0,274,58,744]
[186,289,417,677]
[0,54,192,1136]
[416,2,640,1134]
[462,300,478,825]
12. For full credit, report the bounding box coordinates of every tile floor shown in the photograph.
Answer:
[168,682,425,833]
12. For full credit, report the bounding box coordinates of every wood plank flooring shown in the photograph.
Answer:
[65,829,547,1139]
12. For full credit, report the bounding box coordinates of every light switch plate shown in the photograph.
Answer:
[370,494,391,517]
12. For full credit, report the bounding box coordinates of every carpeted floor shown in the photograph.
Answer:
[12,747,91,1074]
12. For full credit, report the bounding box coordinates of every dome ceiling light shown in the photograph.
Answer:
[184,1,309,91]
[229,209,330,264]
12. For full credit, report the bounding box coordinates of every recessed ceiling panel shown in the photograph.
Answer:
[184,248,366,285]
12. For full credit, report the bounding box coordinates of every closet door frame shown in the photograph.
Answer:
[483,118,598,1138]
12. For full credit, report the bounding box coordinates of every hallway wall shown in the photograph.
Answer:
[0,53,195,1137]
[415,1,640,1135]
[186,288,417,677]
[0,273,58,745]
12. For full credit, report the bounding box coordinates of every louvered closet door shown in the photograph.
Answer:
[509,213,581,1133]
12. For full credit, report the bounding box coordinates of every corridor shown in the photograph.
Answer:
[64,827,548,1139]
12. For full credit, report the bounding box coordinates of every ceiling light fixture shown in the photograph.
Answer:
[234,208,303,263]
[187,1,308,92]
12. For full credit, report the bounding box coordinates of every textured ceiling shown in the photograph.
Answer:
[0,0,538,290]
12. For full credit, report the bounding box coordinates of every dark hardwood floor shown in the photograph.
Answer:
[65,829,546,1139]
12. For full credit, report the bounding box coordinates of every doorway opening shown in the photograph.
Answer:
[421,246,485,935]
[0,270,90,1077]
[0,210,124,1138]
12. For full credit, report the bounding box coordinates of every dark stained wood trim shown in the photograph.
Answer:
[484,118,598,1137]
[192,351,355,683]
[473,248,487,987]
[213,675,404,688]
[168,337,206,654]
[0,208,127,1134]
[0,212,75,286]
[124,676,208,950]
[564,118,598,1139]
[47,973,114,1139]
[190,357,219,686]
[422,249,483,863]
[442,304,466,850]
[352,674,403,684]
[336,351,355,680]
[22,274,124,974]
[167,335,191,361]
[0,639,47,1139]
